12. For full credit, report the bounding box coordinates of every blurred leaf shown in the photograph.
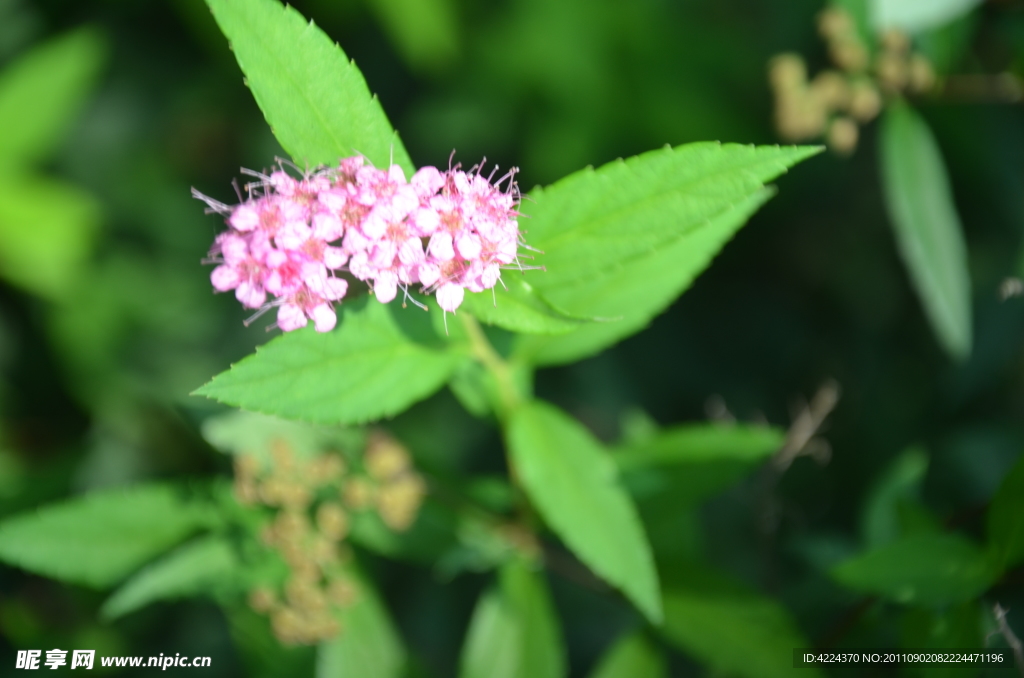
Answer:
[831,533,997,605]
[0,174,101,299]
[879,102,972,360]
[617,424,782,509]
[461,276,591,336]
[195,298,463,425]
[987,452,1024,572]
[364,0,459,73]
[0,27,107,169]
[661,565,823,678]
[587,631,666,678]
[902,603,982,678]
[459,560,566,678]
[507,401,661,623]
[317,575,405,678]
[513,143,821,365]
[228,605,316,678]
[202,410,360,465]
[861,446,931,548]
[101,535,238,620]
[0,483,217,588]
[870,0,982,34]
[204,0,413,173]
[614,424,783,471]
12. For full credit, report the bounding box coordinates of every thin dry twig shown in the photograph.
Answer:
[773,379,841,472]
[990,603,1024,677]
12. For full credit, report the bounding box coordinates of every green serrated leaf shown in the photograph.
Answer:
[0,483,217,588]
[204,0,412,173]
[461,275,592,336]
[870,0,982,33]
[527,145,816,287]
[101,535,238,620]
[880,102,972,360]
[518,190,777,365]
[0,27,107,169]
[316,575,405,678]
[660,565,823,678]
[507,401,661,623]
[831,533,997,605]
[511,143,819,365]
[0,174,101,299]
[194,298,463,425]
[588,631,666,678]
[987,452,1024,572]
[459,560,566,678]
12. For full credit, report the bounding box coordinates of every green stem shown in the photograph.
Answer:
[459,313,523,417]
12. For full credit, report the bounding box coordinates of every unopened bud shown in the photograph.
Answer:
[258,477,288,506]
[286,576,327,613]
[876,52,908,91]
[234,454,260,479]
[270,606,303,645]
[775,91,827,141]
[309,535,338,565]
[270,439,295,470]
[810,70,851,110]
[831,40,869,73]
[290,556,321,582]
[377,475,426,531]
[818,7,854,41]
[275,510,310,544]
[279,482,312,512]
[768,53,807,91]
[848,81,881,122]
[827,117,859,155]
[316,502,349,541]
[307,453,345,486]
[307,611,340,639]
[343,478,375,510]
[880,29,910,55]
[365,435,411,481]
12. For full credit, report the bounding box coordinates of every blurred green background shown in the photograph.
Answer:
[1,0,1023,675]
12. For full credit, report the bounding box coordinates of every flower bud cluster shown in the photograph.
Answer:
[359,430,427,531]
[233,432,425,645]
[769,7,936,155]
[198,156,524,332]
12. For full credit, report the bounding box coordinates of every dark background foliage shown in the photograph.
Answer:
[1,0,1023,675]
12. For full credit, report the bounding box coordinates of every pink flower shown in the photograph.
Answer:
[208,231,271,308]
[198,155,525,331]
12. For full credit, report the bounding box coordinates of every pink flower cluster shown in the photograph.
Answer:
[196,156,523,332]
